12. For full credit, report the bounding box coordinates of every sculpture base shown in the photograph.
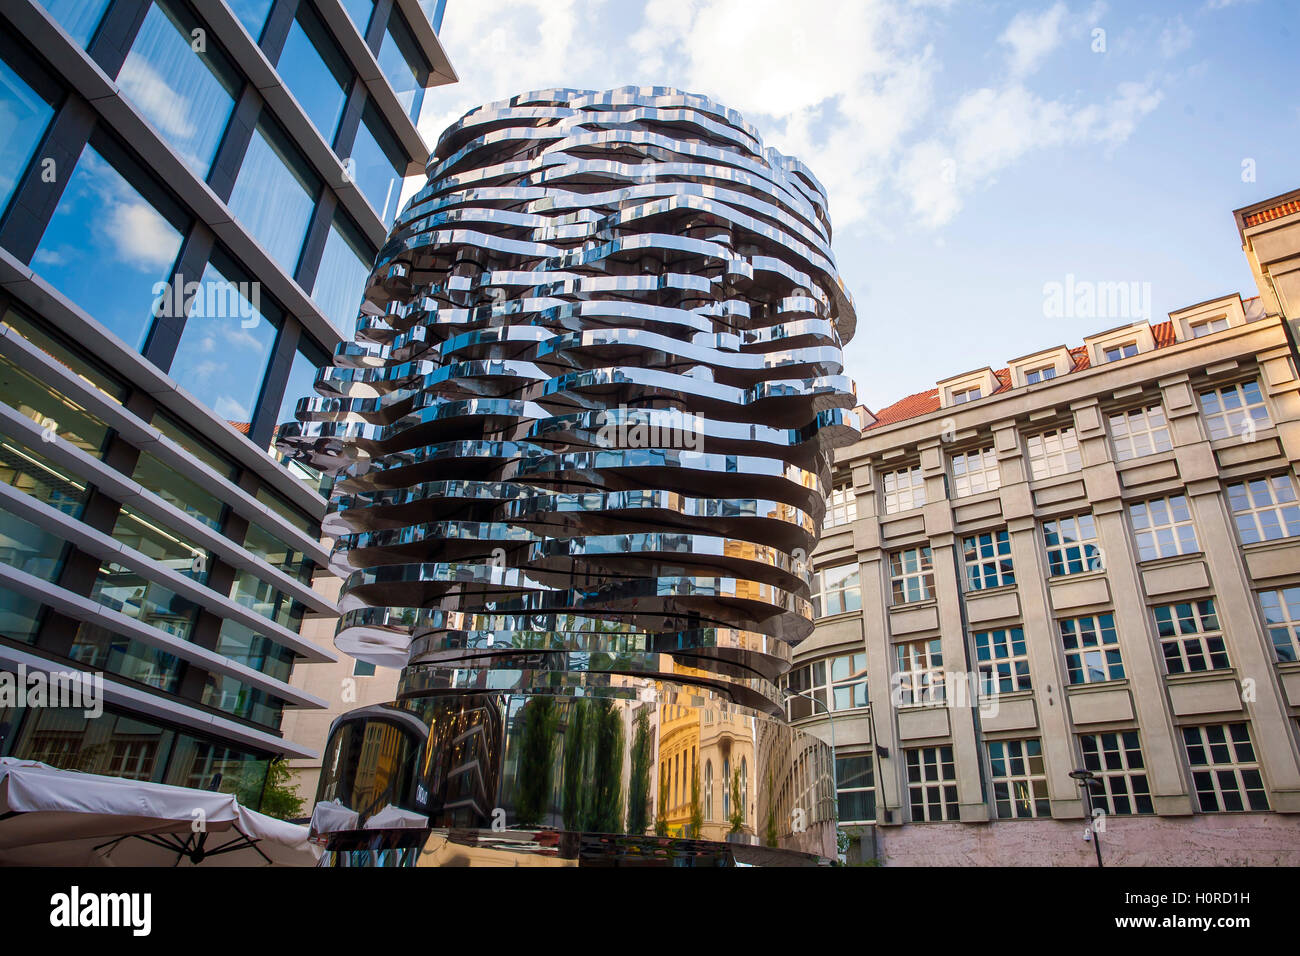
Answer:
[318,826,831,867]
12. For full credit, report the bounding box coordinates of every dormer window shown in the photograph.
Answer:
[1189,316,1229,338]
[1103,341,1139,362]
[938,368,999,408]
[1024,365,1057,384]
[1171,295,1248,342]
[1085,323,1155,367]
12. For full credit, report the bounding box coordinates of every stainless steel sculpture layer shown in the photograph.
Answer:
[286,87,859,865]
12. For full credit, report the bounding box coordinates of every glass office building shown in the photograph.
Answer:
[0,0,454,808]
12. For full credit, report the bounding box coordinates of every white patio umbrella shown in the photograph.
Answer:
[0,757,318,866]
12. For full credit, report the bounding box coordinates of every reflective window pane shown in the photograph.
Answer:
[0,53,56,216]
[418,0,447,33]
[168,254,279,425]
[118,0,240,177]
[341,0,375,33]
[227,120,318,276]
[226,0,273,42]
[312,211,371,335]
[38,0,110,47]
[32,143,186,351]
[279,3,350,145]
[378,13,428,123]
[351,104,404,225]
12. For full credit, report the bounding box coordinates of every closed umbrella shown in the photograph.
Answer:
[0,757,317,866]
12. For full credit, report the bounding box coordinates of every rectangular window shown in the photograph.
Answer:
[974,627,1031,694]
[351,103,406,226]
[830,652,869,711]
[1189,316,1229,338]
[227,117,319,276]
[905,746,958,822]
[0,45,58,217]
[1128,494,1199,561]
[1079,732,1153,814]
[1059,613,1125,684]
[1108,404,1172,461]
[882,464,925,515]
[377,10,430,123]
[987,738,1049,819]
[1024,364,1056,384]
[32,140,187,351]
[1025,425,1081,480]
[785,659,826,720]
[227,0,274,40]
[824,484,857,529]
[1042,513,1102,576]
[1258,587,1300,663]
[895,638,944,707]
[812,563,861,618]
[1182,723,1269,812]
[280,1,351,145]
[889,546,934,605]
[341,0,375,33]
[962,529,1014,591]
[166,251,280,427]
[836,755,876,825]
[38,0,111,46]
[119,0,241,177]
[311,211,373,337]
[1103,341,1138,362]
[785,652,868,717]
[950,446,1000,497]
[1153,600,1229,673]
[1199,380,1270,443]
[1225,474,1300,544]
[353,658,377,677]
[951,385,980,405]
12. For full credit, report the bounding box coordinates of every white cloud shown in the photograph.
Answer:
[1158,17,1194,58]
[1000,2,1069,77]
[101,198,179,271]
[213,395,250,422]
[417,0,1165,234]
[900,80,1163,227]
[117,57,197,143]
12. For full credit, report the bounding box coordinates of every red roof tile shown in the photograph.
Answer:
[227,421,251,435]
[1244,199,1300,227]
[865,319,1181,431]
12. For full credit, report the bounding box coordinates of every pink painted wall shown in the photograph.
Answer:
[872,816,1300,866]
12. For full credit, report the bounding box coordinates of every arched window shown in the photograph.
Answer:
[722,758,731,818]
[704,761,714,821]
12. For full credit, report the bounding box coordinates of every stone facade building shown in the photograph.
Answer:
[793,190,1300,865]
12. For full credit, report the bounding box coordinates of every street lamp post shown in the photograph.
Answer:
[1069,768,1104,868]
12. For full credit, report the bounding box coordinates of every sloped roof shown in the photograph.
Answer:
[866,319,1177,431]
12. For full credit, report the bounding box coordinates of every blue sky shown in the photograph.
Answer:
[419,0,1299,411]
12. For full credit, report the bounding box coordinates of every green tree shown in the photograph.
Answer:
[626,710,654,835]
[689,771,703,837]
[764,768,779,847]
[257,758,305,820]
[588,699,625,833]
[514,696,559,826]
[728,766,744,835]
[561,700,589,831]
